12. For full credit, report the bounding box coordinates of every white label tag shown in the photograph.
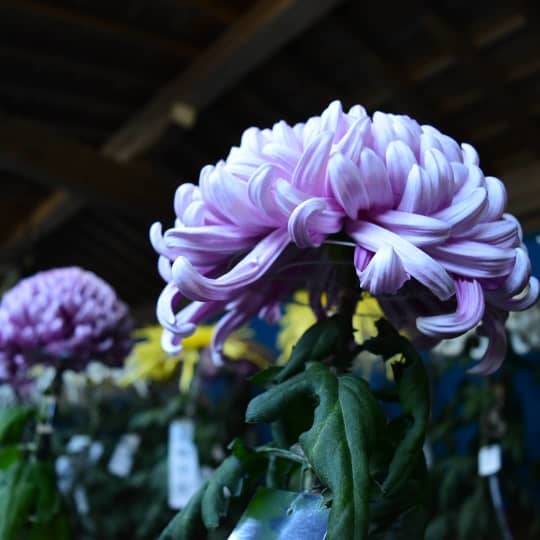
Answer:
[108,434,140,477]
[168,419,201,509]
[73,486,90,515]
[478,444,502,476]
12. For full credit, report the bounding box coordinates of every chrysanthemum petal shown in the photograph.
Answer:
[385,140,416,200]
[468,313,506,375]
[432,187,487,233]
[359,147,394,210]
[292,131,334,194]
[328,153,369,218]
[373,210,450,246]
[427,241,515,279]
[288,198,342,248]
[347,220,455,300]
[417,279,484,338]
[171,229,290,301]
[358,245,409,295]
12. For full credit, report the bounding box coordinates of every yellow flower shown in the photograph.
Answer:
[122,325,270,393]
[277,292,402,379]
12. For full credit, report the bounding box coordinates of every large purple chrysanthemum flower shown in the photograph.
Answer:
[0,267,133,386]
[151,100,538,374]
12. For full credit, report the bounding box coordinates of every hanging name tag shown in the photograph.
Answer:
[108,433,140,477]
[478,444,502,476]
[168,419,201,509]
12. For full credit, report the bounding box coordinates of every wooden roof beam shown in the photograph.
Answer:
[2,0,197,59]
[422,9,540,158]
[105,0,345,160]
[1,0,343,259]
[0,117,173,215]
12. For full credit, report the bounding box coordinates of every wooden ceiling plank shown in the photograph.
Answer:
[183,0,239,24]
[1,0,343,260]
[2,0,198,59]
[104,0,345,161]
[0,117,172,215]
[0,46,153,93]
[422,9,540,158]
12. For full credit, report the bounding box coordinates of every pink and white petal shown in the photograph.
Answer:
[320,100,347,140]
[174,184,197,218]
[158,256,172,282]
[370,112,395,158]
[427,241,515,279]
[354,246,373,272]
[334,116,370,163]
[274,179,309,215]
[422,126,462,163]
[417,279,484,338]
[288,198,343,248]
[161,329,184,355]
[262,143,301,174]
[488,275,540,312]
[359,147,394,210]
[462,143,480,166]
[247,164,283,221]
[489,247,531,297]
[432,187,487,234]
[451,163,469,191]
[292,131,334,194]
[468,314,506,375]
[397,164,432,214]
[358,245,409,295]
[272,120,302,151]
[480,176,507,222]
[347,220,455,300]
[464,218,519,248]
[422,149,453,212]
[171,228,290,301]
[328,153,369,218]
[373,210,450,246]
[156,283,184,330]
[165,225,258,253]
[453,165,485,203]
[182,200,210,227]
[385,140,416,200]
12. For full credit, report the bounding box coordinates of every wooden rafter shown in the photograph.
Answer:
[0,47,153,94]
[422,9,540,160]
[0,117,172,214]
[184,0,239,24]
[104,0,345,160]
[2,0,197,59]
[1,0,344,259]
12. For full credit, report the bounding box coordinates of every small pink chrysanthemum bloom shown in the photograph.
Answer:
[0,267,133,386]
[151,101,538,374]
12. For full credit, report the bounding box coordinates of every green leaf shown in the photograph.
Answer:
[158,483,207,540]
[276,316,343,383]
[246,363,386,540]
[159,447,266,539]
[32,461,61,523]
[249,367,283,386]
[368,504,428,539]
[202,456,246,529]
[457,485,487,540]
[0,462,36,540]
[361,319,430,496]
[0,447,20,470]
[228,487,329,540]
[0,407,33,444]
[425,515,451,540]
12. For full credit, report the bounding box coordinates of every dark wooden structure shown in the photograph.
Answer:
[0,0,539,312]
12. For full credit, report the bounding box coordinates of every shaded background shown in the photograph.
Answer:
[0,0,538,321]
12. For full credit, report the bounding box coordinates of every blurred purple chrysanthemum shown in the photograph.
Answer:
[151,100,538,374]
[0,267,133,386]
